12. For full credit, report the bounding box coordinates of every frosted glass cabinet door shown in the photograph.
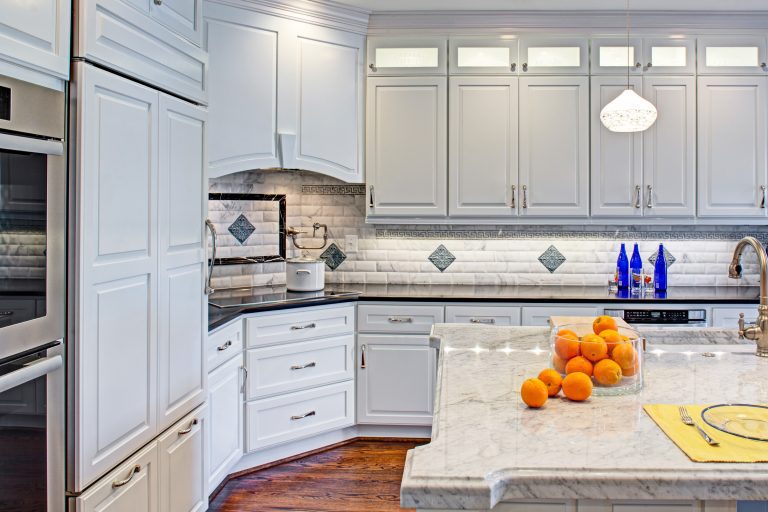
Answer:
[449,76,518,217]
[519,37,588,75]
[697,76,767,217]
[449,38,518,75]
[591,37,643,75]
[367,37,447,75]
[642,37,695,74]
[366,77,447,218]
[697,37,767,75]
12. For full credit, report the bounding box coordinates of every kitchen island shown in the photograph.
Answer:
[400,325,768,511]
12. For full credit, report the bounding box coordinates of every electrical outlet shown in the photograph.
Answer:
[345,234,358,254]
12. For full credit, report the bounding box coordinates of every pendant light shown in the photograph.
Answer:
[599,0,657,133]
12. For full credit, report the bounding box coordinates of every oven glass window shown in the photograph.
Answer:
[0,151,47,328]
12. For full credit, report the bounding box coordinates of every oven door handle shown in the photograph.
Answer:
[0,354,62,394]
[0,132,64,155]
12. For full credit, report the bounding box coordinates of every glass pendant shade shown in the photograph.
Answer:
[600,89,658,133]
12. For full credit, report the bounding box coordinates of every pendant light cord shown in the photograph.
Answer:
[626,0,630,89]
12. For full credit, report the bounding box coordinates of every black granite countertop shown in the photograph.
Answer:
[207,283,760,331]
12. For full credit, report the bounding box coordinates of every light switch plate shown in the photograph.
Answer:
[345,234,358,253]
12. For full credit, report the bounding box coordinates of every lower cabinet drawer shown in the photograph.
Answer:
[445,305,521,326]
[246,381,354,451]
[207,320,243,372]
[357,304,445,334]
[246,335,354,400]
[246,304,355,347]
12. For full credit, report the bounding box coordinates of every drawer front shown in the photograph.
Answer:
[712,306,758,328]
[207,320,243,371]
[445,305,521,326]
[246,305,354,347]
[357,304,444,334]
[246,335,354,400]
[521,306,601,326]
[246,381,354,451]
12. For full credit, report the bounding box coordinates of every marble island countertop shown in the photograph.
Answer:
[401,325,768,510]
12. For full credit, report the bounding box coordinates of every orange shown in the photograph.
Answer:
[593,359,623,386]
[538,369,563,397]
[552,354,568,374]
[520,378,548,408]
[554,330,580,360]
[612,342,637,370]
[621,362,639,377]
[593,315,618,335]
[565,356,593,377]
[580,334,609,362]
[598,329,622,355]
[561,372,593,401]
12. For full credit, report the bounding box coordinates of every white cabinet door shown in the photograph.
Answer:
[449,37,519,75]
[643,37,696,75]
[519,76,589,217]
[643,76,696,217]
[521,306,601,326]
[158,405,208,512]
[149,0,202,45]
[697,76,767,217]
[357,334,436,426]
[157,95,207,431]
[280,24,364,183]
[367,37,447,76]
[590,76,644,217]
[591,37,643,75]
[449,76,518,217]
[204,5,280,176]
[366,77,447,218]
[0,0,70,86]
[697,37,768,75]
[207,356,243,494]
[519,37,588,75]
[73,63,159,490]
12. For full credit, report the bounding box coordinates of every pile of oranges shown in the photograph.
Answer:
[520,316,639,408]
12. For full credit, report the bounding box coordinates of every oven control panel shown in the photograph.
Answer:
[616,309,706,324]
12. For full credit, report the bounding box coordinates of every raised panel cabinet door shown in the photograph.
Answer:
[590,76,643,217]
[697,76,768,217]
[367,37,447,76]
[206,356,243,494]
[366,77,447,218]
[519,36,588,75]
[643,76,696,217]
[204,6,279,177]
[149,0,202,45]
[642,37,696,75]
[697,37,768,75]
[0,0,70,84]
[591,37,644,75]
[356,334,436,426]
[281,26,363,183]
[449,76,519,217]
[158,405,208,512]
[449,37,519,75]
[73,63,159,490]
[157,95,206,431]
[519,76,589,217]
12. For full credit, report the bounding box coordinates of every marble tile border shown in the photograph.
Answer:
[301,184,366,195]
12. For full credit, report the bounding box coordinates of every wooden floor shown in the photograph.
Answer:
[208,440,427,512]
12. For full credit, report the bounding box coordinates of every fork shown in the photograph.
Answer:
[678,406,719,446]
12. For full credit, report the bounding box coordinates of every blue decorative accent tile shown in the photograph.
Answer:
[320,243,346,271]
[538,245,566,273]
[428,244,456,272]
[228,214,256,244]
[648,247,676,269]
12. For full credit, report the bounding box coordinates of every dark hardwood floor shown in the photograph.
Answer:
[208,440,427,512]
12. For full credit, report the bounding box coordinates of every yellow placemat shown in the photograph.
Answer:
[644,404,768,462]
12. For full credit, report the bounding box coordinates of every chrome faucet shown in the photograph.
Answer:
[728,236,768,356]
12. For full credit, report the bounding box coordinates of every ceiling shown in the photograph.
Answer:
[340,0,768,11]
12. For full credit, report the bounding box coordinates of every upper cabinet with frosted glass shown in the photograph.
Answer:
[519,37,588,75]
[591,37,643,74]
[449,37,518,75]
[592,36,694,75]
[697,37,768,74]
[367,37,447,75]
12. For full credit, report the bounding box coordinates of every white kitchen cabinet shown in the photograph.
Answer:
[697,76,767,217]
[357,334,437,426]
[0,0,70,88]
[449,76,518,217]
[206,320,243,372]
[366,76,448,218]
[518,76,589,217]
[246,304,355,347]
[357,304,444,334]
[206,355,243,494]
[642,37,696,75]
[519,37,588,75]
[697,37,768,75]
[75,0,207,103]
[591,37,644,75]
[449,37,518,75]
[711,307,759,328]
[521,306,601,326]
[157,95,207,431]
[367,37,447,76]
[445,305,521,326]
[158,404,208,512]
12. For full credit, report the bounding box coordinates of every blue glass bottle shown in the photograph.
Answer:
[616,243,629,290]
[630,243,642,289]
[654,243,667,292]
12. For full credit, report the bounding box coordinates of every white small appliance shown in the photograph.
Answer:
[286,257,326,291]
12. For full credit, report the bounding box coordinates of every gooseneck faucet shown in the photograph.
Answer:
[728,236,768,356]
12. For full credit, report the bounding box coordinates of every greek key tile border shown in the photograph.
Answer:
[301,184,366,195]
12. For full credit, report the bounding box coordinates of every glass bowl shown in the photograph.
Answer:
[701,404,768,441]
[549,323,643,396]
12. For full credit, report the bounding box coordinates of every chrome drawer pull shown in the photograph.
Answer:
[510,185,516,208]
[217,340,232,351]
[295,269,311,275]
[635,185,641,208]
[470,318,495,324]
[369,185,375,208]
[761,185,766,209]
[290,410,316,421]
[112,465,140,488]
[387,316,413,323]
[522,185,528,209]
[290,362,317,370]
[290,323,316,330]
[178,418,198,435]
[360,345,366,369]
[240,366,248,394]
[647,185,653,209]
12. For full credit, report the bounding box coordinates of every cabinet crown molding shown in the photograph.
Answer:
[206,0,370,34]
